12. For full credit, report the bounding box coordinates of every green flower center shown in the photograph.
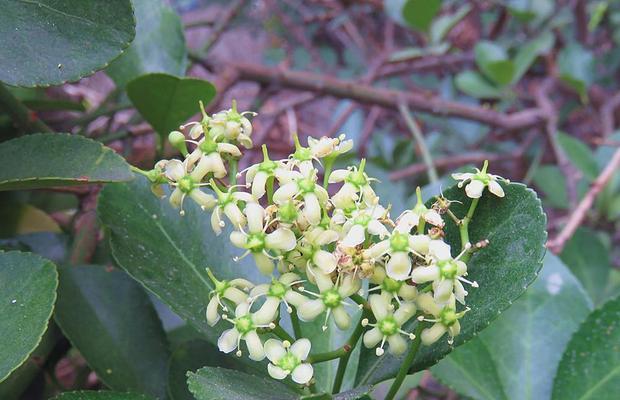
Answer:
[353,214,372,227]
[378,316,399,336]
[381,277,403,294]
[199,139,218,154]
[439,307,458,327]
[277,353,300,372]
[474,172,490,185]
[293,147,313,162]
[278,201,298,223]
[346,170,367,188]
[246,232,266,253]
[258,159,278,173]
[438,260,458,279]
[268,281,287,298]
[235,315,254,334]
[178,176,195,193]
[322,289,342,308]
[390,232,409,252]
[214,280,230,296]
[297,178,315,194]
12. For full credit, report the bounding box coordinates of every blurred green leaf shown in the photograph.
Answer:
[532,165,569,209]
[560,228,611,306]
[512,31,554,84]
[356,183,547,385]
[54,265,170,398]
[126,73,216,145]
[558,43,595,102]
[0,0,135,87]
[187,367,300,400]
[475,41,515,86]
[402,0,442,32]
[432,253,592,400]
[0,134,133,191]
[506,0,554,23]
[557,132,599,180]
[0,251,57,382]
[588,2,608,32]
[430,4,471,44]
[107,0,188,87]
[455,70,505,98]
[552,295,620,400]
[52,392,155,400]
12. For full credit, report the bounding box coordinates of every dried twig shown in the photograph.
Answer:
[200,0,247,54]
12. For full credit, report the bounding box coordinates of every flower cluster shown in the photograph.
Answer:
[143,102,507,387]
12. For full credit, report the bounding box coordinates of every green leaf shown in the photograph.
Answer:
[512,31,554,84]
[557,132,599,180]
[127,74,216,143]
[429,4,471,44]
[560,228,611,306]
[51,392,155,400]
[0,251,58,382]
[54,265,170,398]
[558,43,595,102]
[474,41,516,86]
[455,71,506,99]
[106,0,188,87]
[98,176,265,344]
[552,295,620,400]
[532,165,569,209]
[402,0,442,32]
[0,0,135,87]
[432,253,592,400]
[356,182,547,385]
[0,134,133,191]
[187,367,300,400]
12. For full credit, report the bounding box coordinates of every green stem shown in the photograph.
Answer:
[384,322,426,400]
[332,309,370,393]
[350,293,368,309]
[0,82,52,133]
[266,176,275,204]
[306,347,347,364]
[458,197,479,261]
[229,158,238,187]
[323,157,335,189]
[290,307,303,340]
[272,325,295,343]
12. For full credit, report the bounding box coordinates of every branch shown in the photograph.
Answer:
[195,59,545,131]
[0,83,52,134]
[200,0,247,54]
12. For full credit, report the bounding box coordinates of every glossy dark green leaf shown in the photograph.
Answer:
[557,132,599,180]
[558,43,595,102]
[54,265,170,398]
[52,392,155,400]
[356,182,547,385]
[187,367,299,400]
[402,0,442,32]
[106,0,187,87]
[432,253,592,400]
[126,74,216,142]
[0,251,57,382]
[0,134,133,191]
[98,176,266,344]
[474,42,515,86]
[0,0,135,87]
[552,295,620,400]
[455,71,505,99]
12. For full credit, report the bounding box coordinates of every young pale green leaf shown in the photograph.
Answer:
[474,41,515,86]
[51,392,155,400]
[98,176,266,344]
[356,182,547,385]
[432,253,592,400]
[126,74,216,143]
[54,265,170,399]
[106,0,188,87]
[0,251,57,382]
[187,367,300,400]
[511,31,554,84]
[557,132,599,180]
[0,0,135,87]
[552,295,620,400]
[558,43,595,102]
[402,0,442,32]
[429,4,471,44]
[560,228,611,306]
[0,134,133,191]
[455,71,506,99]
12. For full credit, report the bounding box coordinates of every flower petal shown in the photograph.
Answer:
[266,228,297,251]
[363,327,383,348]
[245,203,265,233]
[297,299,325,321]
[264,339,286,363]
[386,252,412,281]
[291,363,314,384]
[341,224,366,247]
[332,305,351,330]
[369,294,389,321]
[268,363,289,380]
[488,180,505,197]
[244,331,265,361]
[387,334,407,355]
[290,338,311,360]
[217,328,239,353]
[465,179,485,198]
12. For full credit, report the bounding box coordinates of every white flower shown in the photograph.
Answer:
[209,180,254,235]
[265,338,313,384]
[417,293,469,346]
[329,159,377,210]
[340,204,390,248]
[186,135,241,179]
[297,269,360,330]
[248,272,308,324]
[451,161,507,199]
[307,134,353,159]
[163,159,216,215]
[298,226,340,274]
[244,145,287,199]
[205,269,253,326]
[273,167,328,226]
[208,100,255,148]
[362,294,417,356]
[230,203,297,275]
[396,187,444,231]
[217,302,271,361]
[368,266,418,303]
